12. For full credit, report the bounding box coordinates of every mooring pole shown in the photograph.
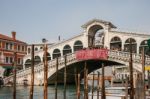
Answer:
[55,57,58,99]
[29,45,35,99]
[84,61,88,99]
[92,72,95,99]
[101,63,105,99]
[129,39,134,99]
[77,73,80,99]
[148,71,150,90]
[97,71,100,99]
[13,52,17,99]
[64,55,67,99]
[74,68,78,99]
[142,47,145,99]
[44,44,48,99]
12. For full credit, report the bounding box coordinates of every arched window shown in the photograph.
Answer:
[73,40,83,52]
[43,52,51,61]
[63,45,72,55]
[28,48,31,54]
[139,40,149,55]
[34,56,41,65]
[53,49,61,59]
[124,38,137,53]
[35,47,38,51]
[110,36,122,51]
[25,59,31,68]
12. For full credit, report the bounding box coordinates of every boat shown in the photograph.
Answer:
[88,87,129,99]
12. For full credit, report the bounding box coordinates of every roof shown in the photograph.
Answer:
[81,19,116,28]
[0,33,27,44]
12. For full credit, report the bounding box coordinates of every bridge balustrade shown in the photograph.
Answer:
[3,49,150,85]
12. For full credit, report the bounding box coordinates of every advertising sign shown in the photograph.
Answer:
[76,49,108,60]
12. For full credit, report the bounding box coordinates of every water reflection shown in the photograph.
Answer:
[0,85,81,99]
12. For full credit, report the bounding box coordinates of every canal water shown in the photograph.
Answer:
[0,85,84,99]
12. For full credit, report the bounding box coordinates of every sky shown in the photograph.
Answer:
[0,0,150,44]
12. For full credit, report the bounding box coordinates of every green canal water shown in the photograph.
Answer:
[0,85,84,99]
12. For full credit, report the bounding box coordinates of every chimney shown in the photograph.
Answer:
[11,31,16,40]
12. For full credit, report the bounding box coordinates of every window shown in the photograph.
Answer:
[22,46,24,51]
[10,43,13,50]
[35,47,38,51]
[18,45,20,51]
[5,57,9,63]
[18,58,22,64]
[10,57,13,63]
[28,48,31,54]
[6,43,9,50]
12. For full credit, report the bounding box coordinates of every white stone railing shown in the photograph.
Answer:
[3,52,77,84]
[4,50,150,84]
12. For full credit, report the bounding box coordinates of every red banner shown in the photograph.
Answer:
[75,49,108,60]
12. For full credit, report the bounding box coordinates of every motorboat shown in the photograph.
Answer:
[88,87,129,99]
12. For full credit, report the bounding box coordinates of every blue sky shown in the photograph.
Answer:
[0,0,150,44]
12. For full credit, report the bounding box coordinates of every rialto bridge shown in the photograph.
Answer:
[4,19,150,85]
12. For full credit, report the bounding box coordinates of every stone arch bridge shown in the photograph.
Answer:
[3,19,150,85]
[4,50,150,85]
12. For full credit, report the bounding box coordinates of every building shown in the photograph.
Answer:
[0,31,27,77]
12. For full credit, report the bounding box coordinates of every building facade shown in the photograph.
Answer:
[0,32,27,77]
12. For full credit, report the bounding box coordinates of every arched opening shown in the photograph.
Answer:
[63,45,72,55]
[43,52,51,61]
[110,36,122,51]
[35,47,38,51]
[34,56,41,65]
[28,48,31,54]
[88,25,104,47]
[73,40,83,52]
[139,40,149,55]
[124,38,137,53]
[53,49,61,59]
[25,59,31,68]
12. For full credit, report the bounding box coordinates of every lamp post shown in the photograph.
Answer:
[42,38,48,99]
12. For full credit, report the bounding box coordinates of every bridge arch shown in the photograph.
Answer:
[124,38,137,53]
[53,49,61,59]
[139,40,149,55]
[47,59,123,84]
[34,56,41,65]
[43,52,51,61]
[87,25,104,47]
[110,36,122,51]
[63,45,72,55]
[24,59,31,68]
[73,40,83,52]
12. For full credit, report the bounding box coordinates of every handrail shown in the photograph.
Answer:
[4,50,150,84]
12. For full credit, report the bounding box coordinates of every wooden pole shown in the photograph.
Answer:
[13,52,17,99]
[97,72,100,99]
[84,61,88,99]
[55,57,58,99]
[44,44,48,99]
[77,73,80,99]
[74,68,78,99]
[92,72,95,99]
[125,77,128,99]
[64,55,67,99]
[148,71,150,89]
[85,69,88,99]
[29,45,35,99]
[129,39,134,99]
[142,47,145,99]
[101,63,105,99]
